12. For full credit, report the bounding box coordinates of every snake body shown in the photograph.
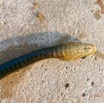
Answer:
[0,42,96,79]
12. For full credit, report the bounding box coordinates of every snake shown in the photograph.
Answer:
[0,42,96,79]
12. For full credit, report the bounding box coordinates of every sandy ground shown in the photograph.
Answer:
[0,0,104,103]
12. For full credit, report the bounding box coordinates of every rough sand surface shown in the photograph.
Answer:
[0,0,104,103]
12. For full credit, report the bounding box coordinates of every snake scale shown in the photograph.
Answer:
[0,42,96,79]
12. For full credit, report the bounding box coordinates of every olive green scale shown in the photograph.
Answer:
[0,42,96,79]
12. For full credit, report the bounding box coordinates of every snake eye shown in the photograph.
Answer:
[81,56,86,59]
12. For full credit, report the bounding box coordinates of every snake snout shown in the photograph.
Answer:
[85,44,96,54]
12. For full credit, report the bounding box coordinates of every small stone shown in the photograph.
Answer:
[91,81,94,86]
[82,93,86,97]
[65,83,69,89]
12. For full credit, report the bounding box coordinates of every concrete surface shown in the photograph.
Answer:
[0,0,104,103]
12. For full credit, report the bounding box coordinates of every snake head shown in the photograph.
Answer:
[61,42,97,60]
